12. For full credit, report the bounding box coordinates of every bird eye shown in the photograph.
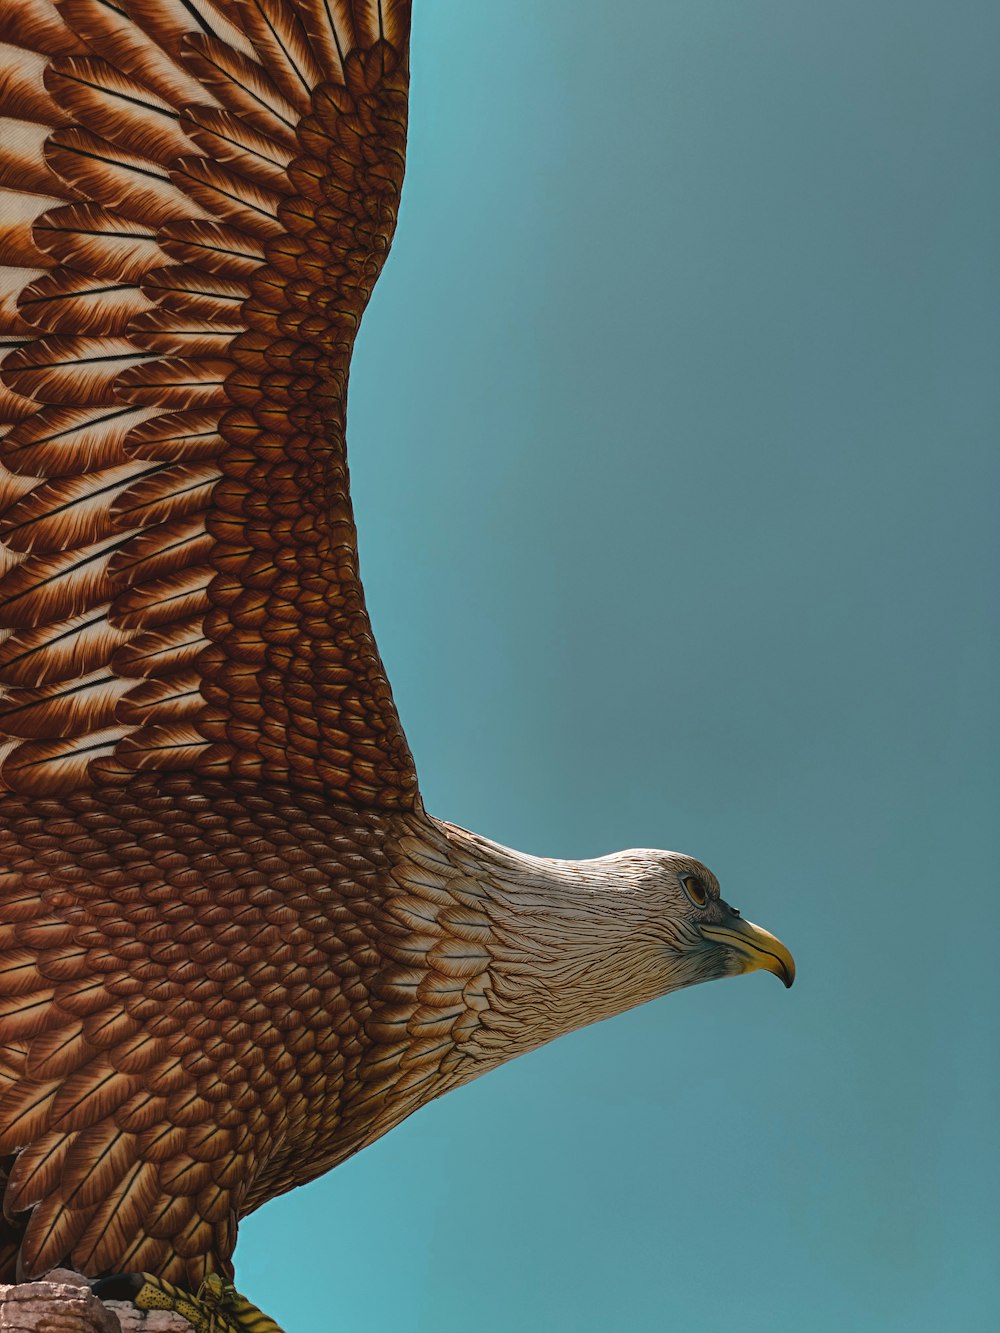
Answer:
[680,873,708,908]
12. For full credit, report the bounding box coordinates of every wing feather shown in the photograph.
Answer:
[233,0,323,114]
[157,218,265,276]
[0,406,154,478]
[0,2,82,57]
[0,45,59,125]
[57,0,211,107]
[0,0,416,1282]
[45,127,204,226]
[18,268,156,338]
[183,34,298,141]
[0,607,127,689]
[33,203,167,280]
[0,120,66,197]
[0,192,60,272]
[0,463,149,553]
[44,57,195,162]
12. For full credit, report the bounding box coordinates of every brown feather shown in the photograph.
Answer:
[0,670,131,739]
[45,57,194,163]
[3,1132,71,1214]
[0,405,154,480]
[115,1091,170,1135]
[125,0,256,62]
[110,1034,170,1079]
[0,279,41,345]
[0,1078,60,1155]
[1,335,152,407]
[143,1190,195,1241]
[33,202,167,283]
[0,534,126,630]
[17,267,154,337]
[0,463,157,555]
[113,1230,171,1279]
[138,1125,187,1166]
[231,0,322,115]
[182,35,298,145]
[18,1189,91,1276]
[111,461,220,529]
[127,309,242,358]
[0,383,38,429]
[0,47,59,125]
[109,616,208,678]
[157,217,265,278]
[37,947,91,984]
[117,669,203,726]
[45,127,201,228]
[158,1155,215,1197]
[60,1125,139,1208]
[295,0,355,82]
[15,919,78,951]
[0,886,45,924]
[387,1,415,46]
[0,1,81,58]
[171,156,284,238]
[180,106,293,191]
[81,1009,144,1048]
[49,1065,140,1133]
[0,191,60,271]
[194,1180,232,1225]
[111,565,214,633]
[107,518,213,585]
[0,606,126,689]
[122,408,224,463]
[0,119,67,197]
[185,1122,237,1164]
[23,1024,94,1081]
[115,356,233,410]
[75,1160,163,1270]
[353,0,389,46]
[141,265,250,319]
[116,723,213,770]
[0,951,41,997]
[1,729,124,794]
[58,0,210,108]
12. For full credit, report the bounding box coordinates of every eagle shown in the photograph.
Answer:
[0,2,794,1329]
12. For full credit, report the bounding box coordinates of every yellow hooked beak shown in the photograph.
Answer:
[699,916,795,988]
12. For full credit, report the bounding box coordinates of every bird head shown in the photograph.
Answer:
[620,849,795,993]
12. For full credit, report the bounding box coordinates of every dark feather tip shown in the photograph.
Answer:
[92,1274,145,1302]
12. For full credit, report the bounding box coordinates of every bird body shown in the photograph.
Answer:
[0,0,793,1304]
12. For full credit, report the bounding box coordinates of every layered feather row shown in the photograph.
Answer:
[0,0,412,799]
[0,0,415,1285]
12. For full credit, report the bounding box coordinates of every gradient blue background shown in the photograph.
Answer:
[239,2,999,1329]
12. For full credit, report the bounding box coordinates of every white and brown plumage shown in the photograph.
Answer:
[0,0,793,1312]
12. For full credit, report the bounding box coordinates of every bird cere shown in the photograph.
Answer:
[0,2,793,1330]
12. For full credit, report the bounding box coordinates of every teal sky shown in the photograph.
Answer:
[238,3,999,1330]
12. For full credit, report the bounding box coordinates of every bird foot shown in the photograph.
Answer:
[93,1272,285,1333]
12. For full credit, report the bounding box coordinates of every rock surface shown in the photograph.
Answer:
[0,1273,189,1333]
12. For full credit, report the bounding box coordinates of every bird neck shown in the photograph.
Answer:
[403,818,664,1073]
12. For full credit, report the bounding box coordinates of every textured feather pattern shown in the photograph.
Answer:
[0,0,436,1293]
[0,0,416,805]
[7,781,524,1284]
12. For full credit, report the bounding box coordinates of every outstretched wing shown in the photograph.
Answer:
[0,0,417,808]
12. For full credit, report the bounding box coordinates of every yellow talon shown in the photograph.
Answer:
[94,1271,285,1333]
